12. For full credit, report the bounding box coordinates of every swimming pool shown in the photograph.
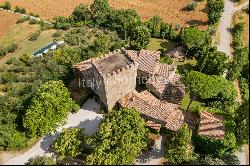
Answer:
[33,41,62,57]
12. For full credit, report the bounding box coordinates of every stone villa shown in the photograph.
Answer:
[74,48,225,139]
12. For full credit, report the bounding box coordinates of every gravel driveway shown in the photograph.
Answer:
[3,98,103,165]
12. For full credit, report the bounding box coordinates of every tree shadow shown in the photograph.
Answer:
[136,136,165,164]
[186,19,208,27]
[177,63,197,74]
[40,131,61,153]
[76,117,103,136]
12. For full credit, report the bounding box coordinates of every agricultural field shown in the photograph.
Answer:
[233,9,249,46]
[0,0,208,29]
[0,10,19,37]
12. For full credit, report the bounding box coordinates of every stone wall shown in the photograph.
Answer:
[103,63,138,109]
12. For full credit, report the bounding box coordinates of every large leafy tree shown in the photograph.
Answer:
[130,26,151,50]
[146,15,163,38]
[69,4,92,23]
[53,128,86,160]
[184,71,237,110]
[196,48,229,75]
[106,9,142,40]
[165,124,196,164]
[51,47,81,66]
[86,108,149,165]
[90,0,111,26]
[23,81,79,137]
[207,0,224,24]
[181,27,211,51]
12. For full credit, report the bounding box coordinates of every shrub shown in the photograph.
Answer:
[26,155,56,165]
[29,18,39,25]
[5,57,17,65]
[52,30,63,37]
[186,1,197,11]
[0,1,11,10]
[39,22,53,31]
[14,6,26,14]
[0,47,7,57]
[160,56,173,64]
[29,31,40,41]
[16,16,30,24]
[29,12,39,18]
[6,43,18,53]
[207,0,224,24]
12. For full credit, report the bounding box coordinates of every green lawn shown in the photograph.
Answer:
[180,93,204,111]
[176,58,197,75]
[147,38,176,52]
[0,28,56,65]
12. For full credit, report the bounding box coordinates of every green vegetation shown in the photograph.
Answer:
[0,1,11,10]
[26,155,56,165]
[227,22,249,81]
[23,81,79,137]
[185,71,237,105]
[0,43,18,58]
[165,124,196,164]
[86,108,149,165]
[16,16,30,24]
[14,6,26,14]
[146,38,176,52]
[28,31,41,41]
[53,128,86,160]
[207,0,225,24]
[181,93,204,111]
[130,26,151,50]
[186,1,198,11]
[160,56,173,64]
[180,27,211,51]
[196,48,229,75]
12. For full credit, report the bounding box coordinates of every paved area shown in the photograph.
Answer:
[3,98,103,165]
[217,1,249,165]
[135,136,165,165]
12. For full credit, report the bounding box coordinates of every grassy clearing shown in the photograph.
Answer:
[0,28,56,65]
[233,9,249,46]
[180,93,204,111]
[176,58,197,75]
[0,22,40,46]
[146,38,176,52]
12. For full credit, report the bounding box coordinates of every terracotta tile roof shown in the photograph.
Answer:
[118,90,186,131]
[146,120,161,131]
[198,111,225,139]
[137,51,159,75]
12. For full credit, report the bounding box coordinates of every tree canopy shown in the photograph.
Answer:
[181,27,211,50]
[86,108,149,165]
[207,0,224,24]
[23,81,79,137]
[165,124,196,164]
[53,128,86,160]
[130,26,151,50]
[184,71,237,101]
[146,15,163,38]
[196,48,229,75]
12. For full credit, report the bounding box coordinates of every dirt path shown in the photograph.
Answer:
[2,98,103,165]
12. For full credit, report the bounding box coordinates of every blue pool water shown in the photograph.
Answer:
[33,41,57,57]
